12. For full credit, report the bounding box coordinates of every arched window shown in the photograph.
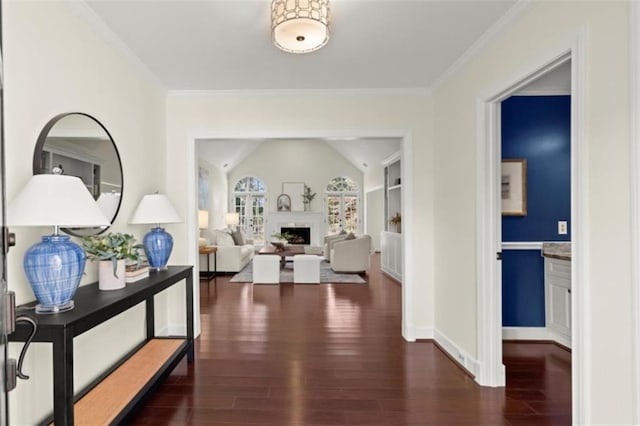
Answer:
[325,177,360,234]
[232,176,267,244]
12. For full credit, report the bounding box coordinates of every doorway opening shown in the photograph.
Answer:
[189,134,415,342]
[476,44,586,422]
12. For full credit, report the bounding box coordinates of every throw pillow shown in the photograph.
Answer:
[345,232,356,240]
[215,230,235,246]
[231,229,245,245]
[339,229,347,235]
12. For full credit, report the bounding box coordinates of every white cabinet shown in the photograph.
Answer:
[381,231,402,281]
[383,154,402,232]
[544,257,571,347]
[381,152,402,281]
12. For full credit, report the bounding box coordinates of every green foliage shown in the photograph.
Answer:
[82,233,141,277]
[302,186,317,204]
[271,232,294,241]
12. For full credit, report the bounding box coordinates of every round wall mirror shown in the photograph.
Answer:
[33,112,123,236]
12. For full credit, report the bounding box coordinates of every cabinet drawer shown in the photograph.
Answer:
[545,258,571,280]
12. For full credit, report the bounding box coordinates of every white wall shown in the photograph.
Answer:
[228,139,362,215]
[432,1,632,423]
[366,188,384,251]
[197,157,227,230]
[3,2,167,423]
[166,92,435,340]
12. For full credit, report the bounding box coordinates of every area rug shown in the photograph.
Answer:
[230,260,366,284]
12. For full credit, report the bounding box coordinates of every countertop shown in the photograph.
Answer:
[542,242,571,261]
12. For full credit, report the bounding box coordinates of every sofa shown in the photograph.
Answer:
[329,234,372,273]
[200,229,255,273]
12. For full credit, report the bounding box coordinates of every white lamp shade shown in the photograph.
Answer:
[96,192,121,221]
[8,174,110,227]
[198,210,209,229]
[225,212,239,226]
[130,194,181,225]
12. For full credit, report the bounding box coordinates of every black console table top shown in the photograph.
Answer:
[11,265,192,340]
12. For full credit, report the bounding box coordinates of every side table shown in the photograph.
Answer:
[199,246,217,281]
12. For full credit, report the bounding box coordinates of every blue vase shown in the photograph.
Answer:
[23,235,86,314]
[143,227,173,270]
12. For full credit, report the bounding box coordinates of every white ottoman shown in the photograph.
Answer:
[293,255,322,284]
[253,255,280,284]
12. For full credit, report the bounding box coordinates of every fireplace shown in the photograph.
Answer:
[281,227,311,245]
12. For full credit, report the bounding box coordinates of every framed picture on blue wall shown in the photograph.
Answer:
[501,159,527,216]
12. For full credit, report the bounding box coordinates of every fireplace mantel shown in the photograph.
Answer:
[266,212,326,246]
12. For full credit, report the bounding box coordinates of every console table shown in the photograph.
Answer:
[9,265,194,425]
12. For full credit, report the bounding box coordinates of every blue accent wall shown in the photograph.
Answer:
[501,95,570,327]
[502,250,545,327]
[502,96,571,241]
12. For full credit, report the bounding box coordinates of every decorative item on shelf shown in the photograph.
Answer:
[125,262,150,283]
[225,212,239,231]
[82,233,141,291]
[130,193,182,271]
[277,194,291,212]
[271,0,330,54]
[270,232,293,251]
[198,210,209,247]
[389,212,402,233]
[302,185,316,211]
[7,174,110,313]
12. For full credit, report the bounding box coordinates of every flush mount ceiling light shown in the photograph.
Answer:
[271,0,330,54]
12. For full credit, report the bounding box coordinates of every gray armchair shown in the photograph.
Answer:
[330,234,372,273]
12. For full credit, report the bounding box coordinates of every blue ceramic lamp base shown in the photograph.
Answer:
[143,227,174,271]
[24,235,86,315]
[36,300,74,314]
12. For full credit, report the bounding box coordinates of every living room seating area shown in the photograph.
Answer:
[324,233,372,273]
[200,229,255,273]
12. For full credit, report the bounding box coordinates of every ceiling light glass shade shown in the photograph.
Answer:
[130,194,182,270]
[8,174,110,314]
[271,0,330,54]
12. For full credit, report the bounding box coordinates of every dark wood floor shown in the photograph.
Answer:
[131,254,571,425]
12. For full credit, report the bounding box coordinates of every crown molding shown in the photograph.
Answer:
[67,1,167,94]
[431,0,532,93]
[167,87,431,98]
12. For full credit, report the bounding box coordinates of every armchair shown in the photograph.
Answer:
[330,234,372,273]
[323,233,348,262]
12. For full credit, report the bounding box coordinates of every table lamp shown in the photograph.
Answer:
[198,210,209,247]
[8,174,110,314]
[225,212,239,231]
[130,193,181,270]
[96,191,121,222]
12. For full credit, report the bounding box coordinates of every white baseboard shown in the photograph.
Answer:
[502,326,551,340]
[403,324,434,342]
[502,326,571,349]
[433,328,479,377]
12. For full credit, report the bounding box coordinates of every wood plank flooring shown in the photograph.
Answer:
[130,254,571,425]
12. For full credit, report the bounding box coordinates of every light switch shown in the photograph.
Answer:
[558,221,568,235]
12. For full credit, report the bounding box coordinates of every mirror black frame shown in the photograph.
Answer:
[33,112,123,236]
